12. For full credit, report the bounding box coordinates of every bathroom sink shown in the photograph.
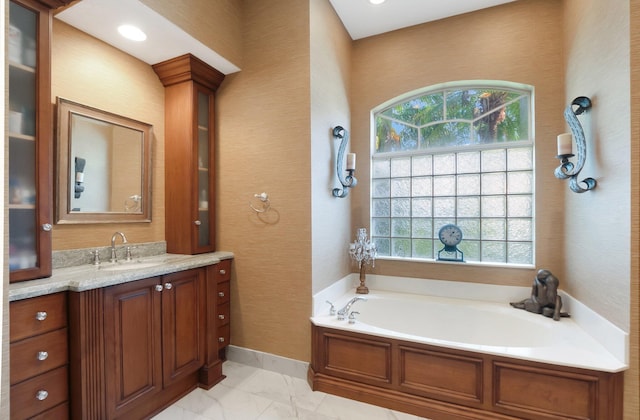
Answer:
[100,261,165,271]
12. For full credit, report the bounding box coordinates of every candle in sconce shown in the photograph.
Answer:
[346,153,356,170]
[557,133,573,156]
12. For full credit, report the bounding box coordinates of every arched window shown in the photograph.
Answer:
[371,82,534,265]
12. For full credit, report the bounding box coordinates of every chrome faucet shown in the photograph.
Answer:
[110,232,128,263]
[337,296,367,320]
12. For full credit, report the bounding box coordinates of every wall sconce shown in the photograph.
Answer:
[332,125,357,198]
[554,96,597,193]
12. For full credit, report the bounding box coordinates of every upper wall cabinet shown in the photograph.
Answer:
[8,0,74,282]
[153,54,225,254]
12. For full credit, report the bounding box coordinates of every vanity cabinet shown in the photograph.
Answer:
[102,269,205,419]
[10,293,69,419]
[199,259,232,388]
[153,54,225,255]
[69,262,231,419]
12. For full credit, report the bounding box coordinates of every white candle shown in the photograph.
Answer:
[557,133,572,156]
[346,153,356,170]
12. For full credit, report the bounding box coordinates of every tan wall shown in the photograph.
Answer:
[350,0,566,286]
[51,20,165,249]
[141,0,243,69]
[563,0,637,417]
[310,0,353,294]
[216,0,312,361]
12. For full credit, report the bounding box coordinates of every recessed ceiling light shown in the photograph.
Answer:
[117,24,147,42]
[368,0,386,5]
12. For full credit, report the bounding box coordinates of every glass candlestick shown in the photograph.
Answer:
[349,228,377,294]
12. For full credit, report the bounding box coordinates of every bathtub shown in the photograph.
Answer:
[312,290,625,371]
[309,285,627,419]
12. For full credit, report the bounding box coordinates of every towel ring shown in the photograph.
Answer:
[250,192,271,213]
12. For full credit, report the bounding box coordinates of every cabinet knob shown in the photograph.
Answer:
[218,314,225,320]
[41,223,52,232]
[218,337,225,343]
[35,311,47,321]
[164,282,173,290]
[194,220,202,226]
[155,284,164,292]
[218,291,225,297]
[36,390,48,401]
[219,269,226,275]
[37,351,49,361]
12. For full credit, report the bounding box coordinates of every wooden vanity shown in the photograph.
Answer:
[9,256,232,420]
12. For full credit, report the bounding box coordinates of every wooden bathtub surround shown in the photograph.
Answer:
[309,325,623,420]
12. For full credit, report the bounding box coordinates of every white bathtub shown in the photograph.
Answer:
[311,289,627,372]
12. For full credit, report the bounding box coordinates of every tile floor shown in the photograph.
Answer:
[152,361,428,420]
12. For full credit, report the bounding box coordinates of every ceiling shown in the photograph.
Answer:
[56,0,517,74]
[329,0,517,40]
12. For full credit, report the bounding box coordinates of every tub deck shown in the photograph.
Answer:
[311,290,626,373]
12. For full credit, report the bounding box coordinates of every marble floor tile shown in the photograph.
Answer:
[153,361,428,420]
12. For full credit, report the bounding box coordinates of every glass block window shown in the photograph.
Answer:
[372,84,534,265]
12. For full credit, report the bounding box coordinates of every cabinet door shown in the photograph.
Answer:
[104,277,163,419]
[162,268,206,388]
[9,0,53,282]
[195,87,216,252]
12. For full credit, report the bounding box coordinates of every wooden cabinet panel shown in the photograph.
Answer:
[399,345,483,405]
[162,268,206,388]
[321,331,392,386]
[216,281,230,305]
[103,277,163,419]
[10,328,68,385]
[11,366,68,419]
[493,362,597,419]
[214,259,232,283]
[10,292,67,341]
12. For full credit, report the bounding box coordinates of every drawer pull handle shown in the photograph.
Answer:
[219,269,226,275]
[194,220,202,226]
[218,292,225,297]
[164,282,173,290]
[155,284,164,292]
[218,314,225,320]
[218,337,225,343]
[37,351,49,361]
[35,311,47,321]
[36,390,48,401]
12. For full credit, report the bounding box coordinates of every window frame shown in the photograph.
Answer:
[369,81,535,268]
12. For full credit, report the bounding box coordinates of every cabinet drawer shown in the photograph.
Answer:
[217,302,230,326]
[11,293,67,342]
[11,366,68,420]
[10,328,68,385]
[216,281,230,305]
[217,324,230,349]
[30,402,68,420]
[214,260,232,283]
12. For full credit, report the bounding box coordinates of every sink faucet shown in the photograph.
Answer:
[110,232,128,263]
[337,296,367,320]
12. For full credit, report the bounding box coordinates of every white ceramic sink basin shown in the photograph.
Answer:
[100,261,165,271]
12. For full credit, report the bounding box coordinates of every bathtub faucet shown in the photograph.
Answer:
[337,296,367,320]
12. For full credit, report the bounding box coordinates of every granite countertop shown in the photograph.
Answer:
[9,251,234,302]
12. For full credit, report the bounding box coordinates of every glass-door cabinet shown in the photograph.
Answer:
[153,54,225,254]
[8,0,58,282]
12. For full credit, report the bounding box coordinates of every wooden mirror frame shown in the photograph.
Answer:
[55,97,153,223]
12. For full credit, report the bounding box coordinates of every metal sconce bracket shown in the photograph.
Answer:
[332,126,357,198]
[554,96,597,193]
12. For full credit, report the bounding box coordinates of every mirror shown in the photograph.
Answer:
[56,97,153,223]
